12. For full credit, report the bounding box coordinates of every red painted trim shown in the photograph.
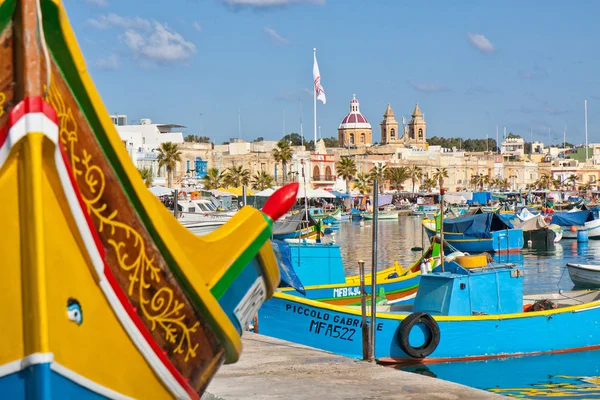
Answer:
[55,139,199,400]
[7,97,199,399]
[0,122,7,148]
[377,344,600,366]
[9,96,58,127]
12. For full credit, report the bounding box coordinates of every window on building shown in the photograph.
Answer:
[325,166,332,179]
[390,128,395,139]
[186,160,190,173]
[313,166,320,180]
[349,133,355,145]
[418,128,423,138]
[360,133,365,143]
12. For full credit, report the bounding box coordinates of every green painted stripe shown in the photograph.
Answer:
[211,215,272,299]
[310,284,420,302]
[40,0,251,361]
[0,0,16,38]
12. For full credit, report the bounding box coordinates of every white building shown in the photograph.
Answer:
[501,137,525,158]
[112,115,185,181]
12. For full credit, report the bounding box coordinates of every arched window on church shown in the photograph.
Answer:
[360,133,365,144]
[349,133,355,145]
[325,166,332,180]
[418,128,423,138]
[313,166,320,181]
[390,128,395,139]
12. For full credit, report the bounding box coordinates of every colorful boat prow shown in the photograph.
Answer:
[0,0,296,398]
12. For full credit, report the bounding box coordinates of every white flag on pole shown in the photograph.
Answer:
[313,52,326,104]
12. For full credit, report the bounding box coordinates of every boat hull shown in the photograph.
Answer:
[258,292,600,362]
[561,219,600,239]
[423,224,523,253]
[363,212,398,220]
[567,264,600,288]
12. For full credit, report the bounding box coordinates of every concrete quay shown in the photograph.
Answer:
[204,333,501,400]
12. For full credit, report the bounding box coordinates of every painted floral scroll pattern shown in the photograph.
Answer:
[46,81,200,362]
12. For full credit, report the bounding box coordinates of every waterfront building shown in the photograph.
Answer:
[113,116,185,183]
[338,95,372,147]
[501,137,525,159]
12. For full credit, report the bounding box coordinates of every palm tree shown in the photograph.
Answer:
[251,171,275,191]
[336,157,357,194]
[566,175,578,191]
[224,164,251,187]
[408,165,423,193]
[386,167,409,193]
[482,175,491,190]
[470,174,482,190]
[369,164,387,193]
[138,168,153,187]
[421,177,437,192]
[432,167,449,191]
[203,167,222,190]
[353,172,372,194]
[272,140,293,183]
[157,142,182,188]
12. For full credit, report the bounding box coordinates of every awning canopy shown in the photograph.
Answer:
[148,186,174,196]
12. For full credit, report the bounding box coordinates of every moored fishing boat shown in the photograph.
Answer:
[257,261,600,363]
[423,213,524,253]
[566,263,600,288]
[512,209,563,244]
[274,240,441,305]
[551,210,600,239]
[363,211,399,220]
[412,204,438,218]
[0,0,297,397]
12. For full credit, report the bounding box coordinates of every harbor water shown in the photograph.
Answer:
[334,216,600,398]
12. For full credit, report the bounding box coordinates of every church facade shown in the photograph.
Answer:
[380,103,427,149]
[337,95,372,147]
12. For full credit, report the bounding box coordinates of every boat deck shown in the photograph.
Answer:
[204,333,500,399]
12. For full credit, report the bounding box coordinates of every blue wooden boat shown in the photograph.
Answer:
[423,213,523,253]
[257,261,600,363]
[273,241,440,305]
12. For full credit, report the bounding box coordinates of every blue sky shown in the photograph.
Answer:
[66,0,600,145]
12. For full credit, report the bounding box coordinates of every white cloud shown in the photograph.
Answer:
[264,27,289,45]
[466,33,495,53]
[193,21,202,32]
[220,0,324,9]
[123,22,197,65]
[87,13,151,31]
[95,54,120,70]
[83,0,109,6]
[408,81,449,93]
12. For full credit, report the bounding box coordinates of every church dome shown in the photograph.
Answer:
[339,94,371,129]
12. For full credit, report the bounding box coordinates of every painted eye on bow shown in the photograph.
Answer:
[67,298,83,325]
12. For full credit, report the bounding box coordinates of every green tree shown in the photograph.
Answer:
[353,172,372,194]
[157,142,182,188]
[138,168,153,188]
[408,165,423,193]
[386,167,409,193]
[203,167,223,190]
[421,177,437,192]
[223,164,251,187]
[336,157,357,194]
[565,175,578,191]
[251,171,275,190]
[369,164,387,193]
[433,167,449,191]
[323,137,340,148]
[272,140,293,183]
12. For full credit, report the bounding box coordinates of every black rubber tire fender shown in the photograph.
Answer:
[398,312,440,359]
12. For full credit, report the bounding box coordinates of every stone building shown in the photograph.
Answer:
[407,103,427,149]
[380,104,399,145]
[338,95,372,147]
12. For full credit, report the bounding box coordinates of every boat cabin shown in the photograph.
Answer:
[412,262,524,316]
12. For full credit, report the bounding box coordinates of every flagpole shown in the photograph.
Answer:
[313,48,318,148]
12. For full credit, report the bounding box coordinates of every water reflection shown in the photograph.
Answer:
[399,350,600,399]
[334,216,600,294]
